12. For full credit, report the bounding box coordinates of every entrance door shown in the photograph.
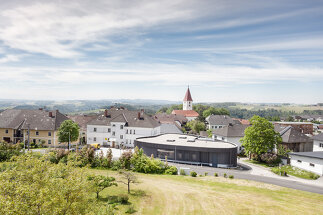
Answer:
[212,153,218,167]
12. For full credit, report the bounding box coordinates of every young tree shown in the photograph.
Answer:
[119,170,138,194]
[106,148,113,168]
[186,120,206,134]
[58,120,80,150]
[88,175,117,199]
[240,115,282,160]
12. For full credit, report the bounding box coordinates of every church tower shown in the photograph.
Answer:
[183,87,193,110]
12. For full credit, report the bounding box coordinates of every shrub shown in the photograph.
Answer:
[199,174,203,177]
[214,173,218,177]
[204,172,208,176]
[107,196,119,204]
[260,153,281,164]
[165,166,178,175]
[180,169,186,176]
[111,160,122,170]
[229,175,234,179]
[119,150,133,170]
[126,205,136,214]
[190,171,197,177]
[0,142,22,162]
[118,194,129,204]
[223,173,227,178]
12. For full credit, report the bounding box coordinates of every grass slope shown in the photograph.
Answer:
[90,169,323,215]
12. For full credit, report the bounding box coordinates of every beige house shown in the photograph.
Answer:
[0,109,69,147]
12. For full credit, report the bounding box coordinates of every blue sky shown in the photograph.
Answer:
[0,0,322,103]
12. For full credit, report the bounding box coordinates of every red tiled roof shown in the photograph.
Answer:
[183,87,193,101]
[171,110,199,117]
[233,118,250,125]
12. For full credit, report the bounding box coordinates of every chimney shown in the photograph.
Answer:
[138,112,141,119]
[49,112,53,118]
[39,108,43,111]
[104,109,108,117]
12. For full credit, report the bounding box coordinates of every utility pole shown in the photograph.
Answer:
[27,123,30,151]
[68,131,70,151]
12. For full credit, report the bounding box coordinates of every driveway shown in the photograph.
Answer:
[170,162,323,195]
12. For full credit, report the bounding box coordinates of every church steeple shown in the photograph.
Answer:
[183,86,193,110]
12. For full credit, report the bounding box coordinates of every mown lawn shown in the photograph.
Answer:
[89,169,323,215]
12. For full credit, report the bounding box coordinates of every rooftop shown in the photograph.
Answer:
[274,125,312,143]
[136,133,237,149]
[171,110,199,117]
[274,122,313,125]
[0,109,68,131]
[312,133,323,141]
[88,108,160,128]
[183,87,193,101]
[212,124,250,137]
[206,115,240,125]
[289,151,323,159]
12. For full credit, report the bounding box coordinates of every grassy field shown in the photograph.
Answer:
[90,169,323,215]
[231,104,323,113]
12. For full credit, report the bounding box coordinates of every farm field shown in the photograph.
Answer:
[91,169,323,215]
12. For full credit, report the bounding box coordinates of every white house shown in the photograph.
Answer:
[206,115,241,130]
[171,87,199,121]
[212,124,249,153]
[87,108,161,148]
[289,152,323,176]
[312,133,323,152]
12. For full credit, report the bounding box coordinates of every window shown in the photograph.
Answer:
[120,135,123,139]
[222,137,225,141]
[112,132,115,136]
[320,143,323,148]
[219,126,222,128]
[36,131,39,136]
[108,128,111,132]
[120,125,123,129]
[5,129,8,134]
[126,130,128,134]
[310,163,315,167]
[112,124,115,127]
[94,127,97,132]
[33,139,36,143]
[48,132,51,136]
[192,154,197,161]
[94,137,97,141]
[215,126,218,129]
[130,130,132,134]
[297,160,302,163]
[134,130,135,134]
[48,140,51,144]
[178,153,182,159]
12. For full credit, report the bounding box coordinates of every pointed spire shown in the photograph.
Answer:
[183,86,193,102]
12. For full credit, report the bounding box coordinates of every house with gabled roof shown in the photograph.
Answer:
[0,109,69,147]
[87,108,161,148]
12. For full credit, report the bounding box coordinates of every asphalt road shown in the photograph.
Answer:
[171,163,323,195]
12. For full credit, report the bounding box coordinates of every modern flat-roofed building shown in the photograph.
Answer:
[135,133,237,167]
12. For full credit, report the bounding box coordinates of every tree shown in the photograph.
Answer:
[58,120,80,149]
[119,170,138,194]
[186,120,206,134]
[286,116,294,122]
[0,154,96,214]
[202,107,230,118]
[88,175,117,199]
[240,115,282,160]
[106,148,113,168]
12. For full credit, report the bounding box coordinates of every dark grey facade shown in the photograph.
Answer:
[135,136,237,167]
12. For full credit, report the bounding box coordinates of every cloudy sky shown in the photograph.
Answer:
[0,0,322,103]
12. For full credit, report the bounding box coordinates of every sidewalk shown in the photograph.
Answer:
[240,158,323,188]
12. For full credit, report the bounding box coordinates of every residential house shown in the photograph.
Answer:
[274,125,313,152]
[0,109,69,147]
[212,124,250,153]
[87,108,161,148]
[68,114,97,144]
[312,133,323,152]
[274,122,313,135]
[153,113,186,134]
[171,87,199,121]
[206,115,241,130]
[289,151,323,176]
